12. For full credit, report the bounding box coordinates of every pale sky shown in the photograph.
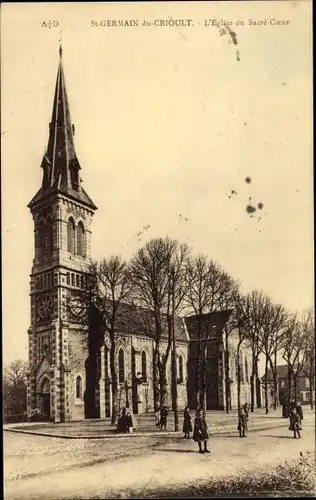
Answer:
[1,2,313,366]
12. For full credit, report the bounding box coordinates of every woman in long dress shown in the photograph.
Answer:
[182,406,192,439]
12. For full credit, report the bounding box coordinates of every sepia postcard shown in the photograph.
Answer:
[2,1,314,499]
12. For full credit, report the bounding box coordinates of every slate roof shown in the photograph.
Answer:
[110,302,189,343]
[266,365,308,380]
[184,310,232,341]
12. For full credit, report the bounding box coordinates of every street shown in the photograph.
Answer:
[4,413,315,499]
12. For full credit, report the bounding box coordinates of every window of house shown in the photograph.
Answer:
[75,376,82,399]
[179,355,184,383]
[67,217,75,253]
[77,222,85,257]
[118,348,125,383]
[141,351,147,382]
[305,378,310,389]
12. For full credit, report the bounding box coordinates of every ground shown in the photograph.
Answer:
[4,410,315,499]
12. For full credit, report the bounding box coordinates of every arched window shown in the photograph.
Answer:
[71,273,75,286]
[80,275,85,288]
[77,222,85,257]
[141,351,147,382]
[75,376,82,399]
[245,356,249,383]
[66,273,70,285]
[67,217,75,253]
[179,355,184,383]
[118,348,125,383]
[76,274,80,287]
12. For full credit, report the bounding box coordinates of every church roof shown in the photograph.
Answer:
[184,310,232,341]
[111,302,189,343]
[28,46,97,211]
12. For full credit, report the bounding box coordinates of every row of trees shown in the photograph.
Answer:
[72,237,315,423]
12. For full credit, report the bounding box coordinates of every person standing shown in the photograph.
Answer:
[237,407,247,438]
[243,402,249,422]
[155,408,161,428]
[296,401,304,422]
[160,406,168,430]
[182,406,192,439]
[289,407,302,439]
[193,409,210,454]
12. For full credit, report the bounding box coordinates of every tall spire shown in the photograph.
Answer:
[28,47,97,210]
[43,45,78,190]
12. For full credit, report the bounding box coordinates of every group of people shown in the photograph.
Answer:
[155,406,169,430]
[117,408,136,433]
[118,399,304,448]
[184,401,250,453]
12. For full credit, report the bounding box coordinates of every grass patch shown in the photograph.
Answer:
[109,451,316,498]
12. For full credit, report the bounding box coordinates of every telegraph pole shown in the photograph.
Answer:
[171,269,179,431]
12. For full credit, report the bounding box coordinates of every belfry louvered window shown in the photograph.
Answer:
[67,217,75,253]
[77,221,85,257]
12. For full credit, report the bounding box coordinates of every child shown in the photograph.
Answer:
[155,408,160,428]
[193,409,210,454]
[237,407,247,438]
[183,406,192,439]
[160,406,168,430]
[289,408,302,439]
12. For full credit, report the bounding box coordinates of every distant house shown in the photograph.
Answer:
[266,365,314,405]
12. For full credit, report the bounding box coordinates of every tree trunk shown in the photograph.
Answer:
[237,349,241,411]
[201,340,208,411]
[153,348,159,409]
[250,355,256,412]
[110,341,118,426]
[158,361,168,408]
[287,367,292,405]
[264,355,269,414]
[310,373,314,410]
[293,375,297,403]
[225,331,231,414]
[273,350,278,410]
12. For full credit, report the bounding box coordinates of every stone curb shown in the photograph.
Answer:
[3,420,286,440]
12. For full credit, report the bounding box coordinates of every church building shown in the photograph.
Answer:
[26,48,252,423]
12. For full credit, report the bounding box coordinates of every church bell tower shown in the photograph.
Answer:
[27,47,97,422]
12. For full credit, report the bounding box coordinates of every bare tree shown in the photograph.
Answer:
[242,291,270,412]
[4,360,28,421]
[183,255,238,410]
[69,256,131,424]
[281,313,308,404]
[218,275,240,413]
[260,300,288,413]
[302,309,315,409]
[233,295,252,411]
[129,237,190,409]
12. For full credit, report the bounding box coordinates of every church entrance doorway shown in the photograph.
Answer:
[40,378,50,420]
